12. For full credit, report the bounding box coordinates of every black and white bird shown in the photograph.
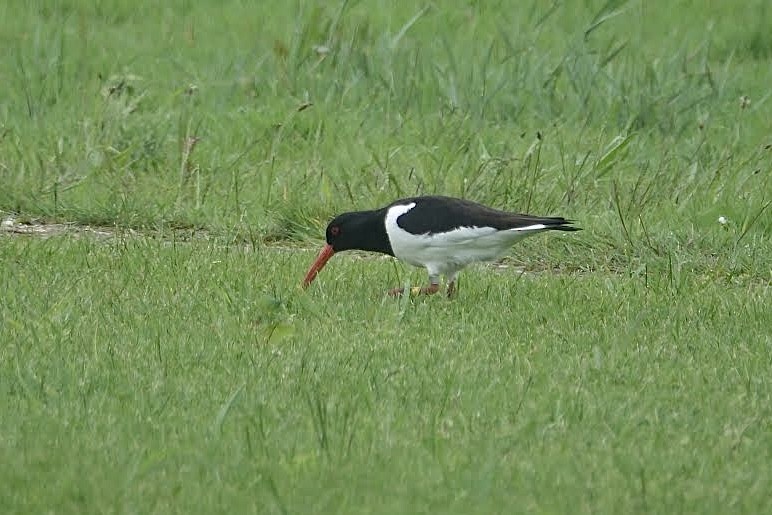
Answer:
[303,195,580,296]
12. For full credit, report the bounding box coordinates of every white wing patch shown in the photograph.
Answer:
[510,223,548,232]
[384,202,550,278]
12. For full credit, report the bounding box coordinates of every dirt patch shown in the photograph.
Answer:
[1,216,120,240]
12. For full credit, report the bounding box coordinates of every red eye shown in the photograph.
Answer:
[330,226,340,236]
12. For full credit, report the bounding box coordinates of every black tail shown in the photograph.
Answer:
[539,217,581,232]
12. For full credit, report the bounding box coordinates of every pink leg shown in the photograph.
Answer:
[387,283,440,297]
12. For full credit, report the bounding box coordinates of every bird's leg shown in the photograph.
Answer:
[387,277,440,297]
[417,275,441,296]
[446,275,459,298]
[387,284,441,296]
[418,283,440,295]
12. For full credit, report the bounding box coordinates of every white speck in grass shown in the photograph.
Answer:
[313,45,330,55]
[718,216,728,225]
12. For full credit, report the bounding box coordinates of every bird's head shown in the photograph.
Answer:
[302,210,389,289]
[302,213,359,289]
[324,212,369,252]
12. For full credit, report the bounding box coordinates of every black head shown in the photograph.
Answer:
[325,210,393,255]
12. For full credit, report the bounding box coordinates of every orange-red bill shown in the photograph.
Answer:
[302,244,335,288]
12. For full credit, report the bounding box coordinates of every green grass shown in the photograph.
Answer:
[2,236,769,513]
[1,0,771,513]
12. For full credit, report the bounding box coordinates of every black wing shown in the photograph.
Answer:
[391,196,580,235]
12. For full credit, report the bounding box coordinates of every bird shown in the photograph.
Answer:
[302,195,580,296]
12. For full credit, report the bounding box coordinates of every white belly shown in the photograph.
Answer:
[384,203,546,276]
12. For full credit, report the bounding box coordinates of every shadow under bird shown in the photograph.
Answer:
[303,195,581,296]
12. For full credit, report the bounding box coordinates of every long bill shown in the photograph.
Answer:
[302,244,335,288]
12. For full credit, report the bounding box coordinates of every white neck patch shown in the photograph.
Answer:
[384,202,416,232]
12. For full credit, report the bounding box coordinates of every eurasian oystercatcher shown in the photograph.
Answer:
[303,195,580,296]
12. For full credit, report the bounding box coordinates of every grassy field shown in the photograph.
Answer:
[1,0,770,513]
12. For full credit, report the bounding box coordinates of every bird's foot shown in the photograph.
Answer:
[446,281,457,298]
[387,283,440,297]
